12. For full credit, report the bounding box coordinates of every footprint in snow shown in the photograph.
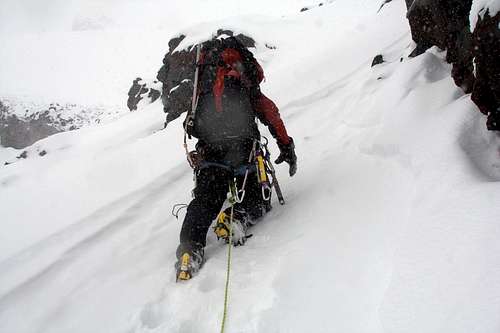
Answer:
[198,274,218,293]
[460,114,500,181]
[138,302,164,330]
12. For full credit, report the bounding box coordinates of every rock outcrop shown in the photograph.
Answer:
[127,78,161,111]
[371,54,385,67]
[405,0,499,131]
[470,7,500,131]
[300,1,335,13]
[406,0,475,91]
[0,101,60,149]
[0,99,123,149]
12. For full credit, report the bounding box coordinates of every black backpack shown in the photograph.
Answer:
[188,37,262,143]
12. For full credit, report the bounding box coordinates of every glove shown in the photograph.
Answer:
[275,138,297,177]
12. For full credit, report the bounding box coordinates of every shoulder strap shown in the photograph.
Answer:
[184,44,201,139]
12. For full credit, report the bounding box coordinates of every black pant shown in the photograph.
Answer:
[179,139,268,251]
[180,166,267,249]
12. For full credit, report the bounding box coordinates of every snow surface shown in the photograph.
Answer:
[470,0,500,29]
[1,0,500,332]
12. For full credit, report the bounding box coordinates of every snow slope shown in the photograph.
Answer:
[1,1,500,332]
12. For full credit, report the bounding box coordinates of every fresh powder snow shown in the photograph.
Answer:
[1,0,500,332]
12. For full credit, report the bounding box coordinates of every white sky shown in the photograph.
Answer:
[0,0,316,33]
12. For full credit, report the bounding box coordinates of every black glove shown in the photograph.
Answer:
[275,138,297,177]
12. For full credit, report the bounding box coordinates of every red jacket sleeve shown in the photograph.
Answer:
[254,92,291,146]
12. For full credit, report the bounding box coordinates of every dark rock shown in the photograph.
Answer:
[148,88,161,103]
[407,1,446,56]
[378,0,393,13]
[371,54,385,67]
[39,150,47,156]
[216,29,234,37]
[17,151,28,159]
[470,9,500,131]
[212,30,255,48]
[404,1,499,131]
[127,77,161,111]
[234,33,256,48]
[406,0,472,54]
[0,101,61,149]
[406,0,474,92]
[300,1,332,12]
[450,35,474,94]
[1,99,117,149]
[168,34,186,52]
[408,42,432,58]
[127,77,145,111]
[156,40,197,122]
[164,80,193,124]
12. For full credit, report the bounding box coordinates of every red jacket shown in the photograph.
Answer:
[201,47,291,146]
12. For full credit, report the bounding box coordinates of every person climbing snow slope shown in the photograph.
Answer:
[174,36,297,281]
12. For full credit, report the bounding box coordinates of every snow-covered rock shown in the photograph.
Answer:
[299,0,335,13]
[470,0,500,29]
[0,97,124,149]
[127,78,161,112]
[404,0,500,131]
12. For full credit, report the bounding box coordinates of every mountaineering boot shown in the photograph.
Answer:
[175,244,204,281]
[213,207,250,246]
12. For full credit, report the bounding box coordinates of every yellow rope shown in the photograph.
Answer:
[220,185,236,333]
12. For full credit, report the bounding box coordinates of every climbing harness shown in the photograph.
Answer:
[171,203,188,220]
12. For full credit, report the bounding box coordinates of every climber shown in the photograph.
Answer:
[175,36,297,281]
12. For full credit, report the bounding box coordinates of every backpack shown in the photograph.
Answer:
[188,37,263,143]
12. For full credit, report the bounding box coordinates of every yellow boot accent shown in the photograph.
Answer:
[214,211,230,240]
[177,253,192,281]
[177,270,191,281]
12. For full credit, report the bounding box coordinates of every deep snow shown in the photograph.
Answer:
[1,1,500,332]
